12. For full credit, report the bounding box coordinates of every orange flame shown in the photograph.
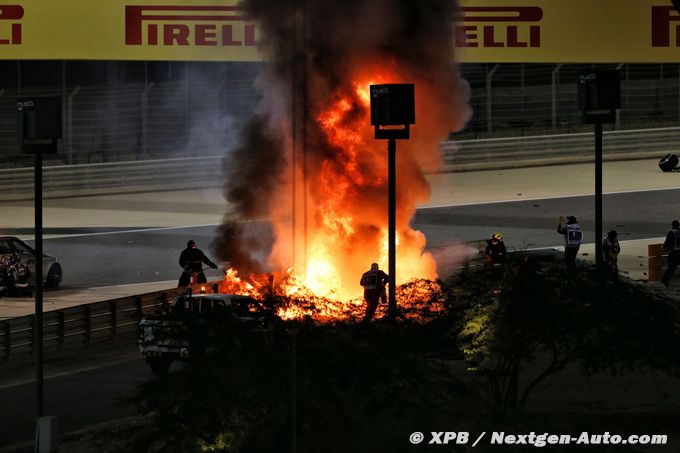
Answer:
[221,65,448,321]
[219,52,471,322]
[217,268,445,323]
[282,69,436,300]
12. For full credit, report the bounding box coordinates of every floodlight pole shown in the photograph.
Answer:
[387,138,397,320]
[595,122,603,266]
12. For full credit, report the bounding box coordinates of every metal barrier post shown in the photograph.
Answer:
[551,64,563,129]
[135,296,143,321]
[29,314,34,354]
[486,64,500,134]
[110,300,117,339]
[2,321,10,360]
[56,312,64,350]
[141,83,154,160]
[67,85,81,164]
[615,64,625,129]
[83,305,91,344]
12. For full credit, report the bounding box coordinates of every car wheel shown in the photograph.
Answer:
[46,264,62,288]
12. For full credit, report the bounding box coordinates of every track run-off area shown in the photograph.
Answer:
[1,158,680,318]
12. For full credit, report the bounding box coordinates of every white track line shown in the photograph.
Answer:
[418,186,680,209]
[24,223,220,240]
[19,186,680,239]
[0,356,141,390]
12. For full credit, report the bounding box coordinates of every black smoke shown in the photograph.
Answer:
[212,0,469,275]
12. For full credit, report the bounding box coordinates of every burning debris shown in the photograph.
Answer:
[215,269,447,323]
[212,0,470,317]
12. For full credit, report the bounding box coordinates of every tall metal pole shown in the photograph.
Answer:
[35,151,44,417]
[595,122,603,266]
[387,138,397,319]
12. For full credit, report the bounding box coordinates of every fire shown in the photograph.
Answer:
[276,69,437,301]
[216,0,471,322]
[218,68,446,321]
[217,267,445,323]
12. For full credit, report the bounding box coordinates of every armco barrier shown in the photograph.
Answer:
[0,287,185,362]
[441,126,680,172]
[2,127,679,200]
[2,156,224,201]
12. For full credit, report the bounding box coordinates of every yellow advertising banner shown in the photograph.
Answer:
[456,0,680,62]
[0,0,260,61]
[0,0,679,62]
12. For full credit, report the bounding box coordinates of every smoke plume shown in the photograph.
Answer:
[213,0,470,298]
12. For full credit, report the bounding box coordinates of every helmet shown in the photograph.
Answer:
[566,216,577,224]
[492,232,503,241]
[187,240,196,248]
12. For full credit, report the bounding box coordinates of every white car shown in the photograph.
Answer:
[0,236,62,288]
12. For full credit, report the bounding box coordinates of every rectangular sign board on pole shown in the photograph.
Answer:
[17,97,62,154]
[578,70,621,124]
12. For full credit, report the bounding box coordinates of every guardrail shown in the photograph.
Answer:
[2,156,224,201]
[2,127,679,200]
[0,287,185,362]
[441,126,680,172]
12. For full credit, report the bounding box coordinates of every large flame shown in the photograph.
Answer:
[264,66,438,306]
[216,0,471,322]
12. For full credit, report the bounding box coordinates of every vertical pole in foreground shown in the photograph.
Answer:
[595,122,603,266]
[35,152,44,418]
[370,83,414,320]
[18,97,62,452]
[387,138,397,319]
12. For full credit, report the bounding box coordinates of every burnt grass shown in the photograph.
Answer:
[93,254,680,453]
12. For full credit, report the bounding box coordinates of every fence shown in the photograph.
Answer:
[2,62,680,164]
[2,156,224,200]
[461,63,680,138]
[0,288,184,362]
[1,126,677,200]
[442,126,680,171]
[0,74,258,166]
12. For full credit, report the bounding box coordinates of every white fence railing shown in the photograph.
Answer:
[1,127,678,200]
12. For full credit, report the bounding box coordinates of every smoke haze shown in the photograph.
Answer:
[213,0,470,297]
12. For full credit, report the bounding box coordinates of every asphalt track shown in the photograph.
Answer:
[10,188,676,289]
[0,355,149,448]
[2,158,679,290]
